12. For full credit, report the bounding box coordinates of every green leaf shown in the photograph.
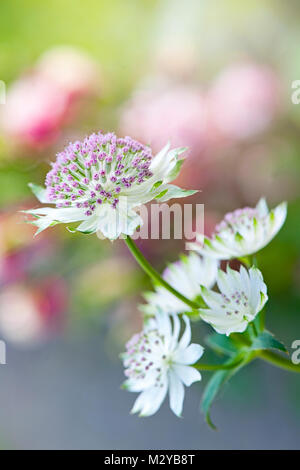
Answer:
[251,330,287,353]
[205,333,238,357]
[28,183,48,203]
[201,353,250,429]
[201,369,229,429]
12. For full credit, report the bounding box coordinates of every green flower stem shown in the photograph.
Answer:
[238,256,252,268]
[258,350,300,373]
[258,308,266,332]
[124,235,200,311]
[249,321,258,338]
[194,358,244,371]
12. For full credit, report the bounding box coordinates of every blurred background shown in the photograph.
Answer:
[0,0,300,449]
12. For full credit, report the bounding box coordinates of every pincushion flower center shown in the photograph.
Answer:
[215,207,262,234]
[124,328,173,387]
[45,132,154,216]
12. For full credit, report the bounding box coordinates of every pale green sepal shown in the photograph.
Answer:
[156,185,198,202]
[28,183,49,203]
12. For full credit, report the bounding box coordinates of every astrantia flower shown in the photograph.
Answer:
[188,198,287,260]
[199,265,268,336]
[122,312,203,417]
[142,253,218,315]
[25,131,196,239]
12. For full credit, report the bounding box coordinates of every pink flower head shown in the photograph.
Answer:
[120,85,207,155]
[26,130,196,239]
[44,132,153,212]
[36,46,101,99]
[0,74,69,149]
[208,63,281,140]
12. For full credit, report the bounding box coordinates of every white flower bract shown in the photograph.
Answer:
[188,198,287,260]
[142,253,218,315]
[122,311,203,417]
[199,265,268,336]
[25,132,196,240]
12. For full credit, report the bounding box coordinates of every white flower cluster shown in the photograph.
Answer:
[123,197,286,416]
[25,132,287,418]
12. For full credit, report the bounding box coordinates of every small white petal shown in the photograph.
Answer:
[27,206,85,222]
[28,183,49,203]
[201,285,223,310]
[131,382,168,417]
[76,215,99,233]
[174,343,204,365]
[96,202,142,240]
[149,142,171,173]
[173,364,202,386]
[178,315,191,349]
[256,197,269,216]
[168,371,185,417]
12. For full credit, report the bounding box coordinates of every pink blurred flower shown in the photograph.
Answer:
[0,211,37,254]
[0,277,68,346]
[0,47,101,150]
[0,74,69,149]
[119,85,208,155]
[0,250,33,286]
[208,63,281,140]
[0,237,56,287]
[36,46,101,99]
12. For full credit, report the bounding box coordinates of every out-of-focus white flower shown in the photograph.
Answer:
[119,85,207,154]
[188,198,287,260]
[0,75,69,148]
[208,63,280,140]
[199,265,268,336]
[25,131,196,240]
[0,285,44,344]
[122,311,203,417]
[0,279,67,346]
[37,46,100,98]
[142,253,218,315]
